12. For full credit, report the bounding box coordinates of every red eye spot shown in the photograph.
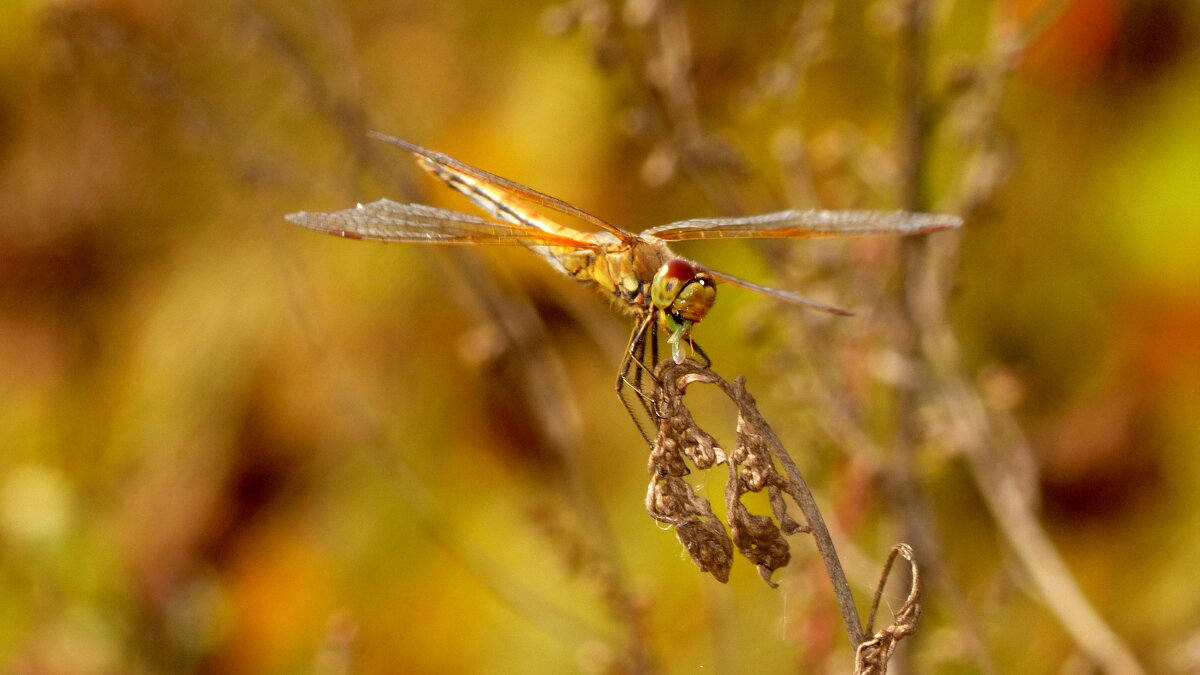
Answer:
[662,259,697,283]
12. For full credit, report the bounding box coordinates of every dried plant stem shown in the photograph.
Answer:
[890,2,999,671]
[648,360,928,658]
[765,400,865,648]
[892,0,1145,672]
[897,1,1146,671]
[918,312,1148,675]
[855,544,921,675]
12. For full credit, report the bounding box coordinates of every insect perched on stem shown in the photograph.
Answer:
[287,133,962,444]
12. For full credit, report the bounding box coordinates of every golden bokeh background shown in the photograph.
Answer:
[2,0,1198,672]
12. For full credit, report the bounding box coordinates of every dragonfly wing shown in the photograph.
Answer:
[708,269,853,316]
[286,199,598,248]
[369,131,637,243]
[643,209,962,241]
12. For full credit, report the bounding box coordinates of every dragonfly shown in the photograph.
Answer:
[287,132,962,445]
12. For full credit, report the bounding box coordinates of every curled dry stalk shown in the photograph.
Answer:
[856,544,921,675]
[646,359,922,667]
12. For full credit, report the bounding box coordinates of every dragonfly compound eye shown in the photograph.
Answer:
[671,273,715,323]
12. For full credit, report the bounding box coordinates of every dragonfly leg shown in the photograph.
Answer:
[616,314,661,446]
[690,338,711,368]
[643,321,672,421]
[634,320,680,423]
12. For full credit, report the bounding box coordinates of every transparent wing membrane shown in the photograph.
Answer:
[644,209,962,241]
[285,199,596,248]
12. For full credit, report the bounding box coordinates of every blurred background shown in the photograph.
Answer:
[2,0,1198,672]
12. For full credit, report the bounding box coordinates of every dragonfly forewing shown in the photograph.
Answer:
[369,132,635,242]
[286,199,597,248]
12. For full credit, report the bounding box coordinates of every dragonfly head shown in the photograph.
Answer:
[651,259,717,323]
[651,260,717,362]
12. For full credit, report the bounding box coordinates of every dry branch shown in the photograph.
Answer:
[648,359,923,666]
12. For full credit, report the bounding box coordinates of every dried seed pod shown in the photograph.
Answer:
[646,473,733,582]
